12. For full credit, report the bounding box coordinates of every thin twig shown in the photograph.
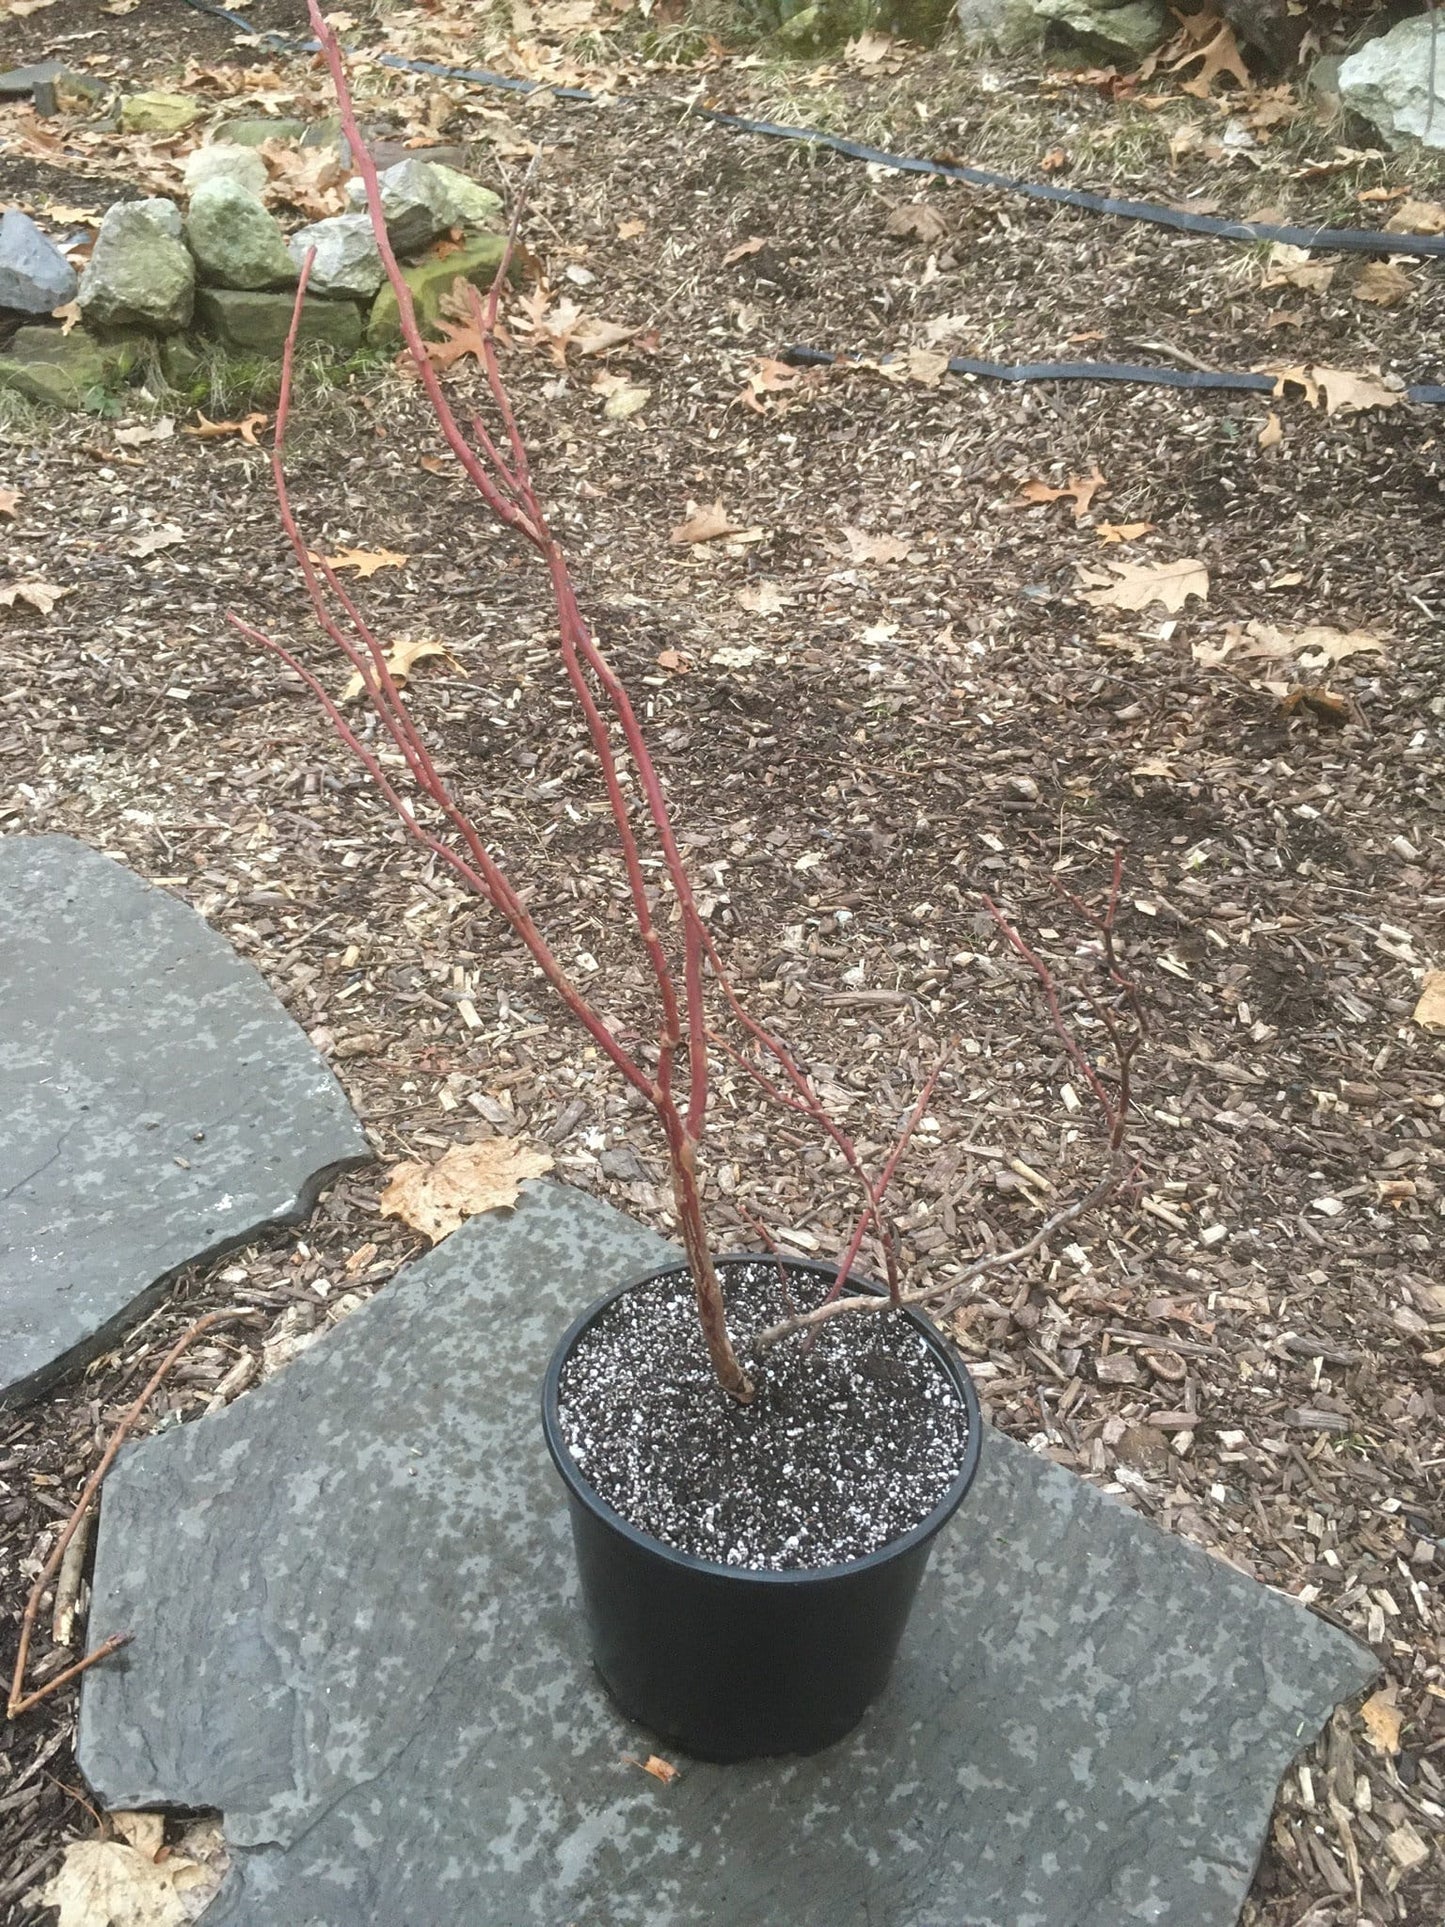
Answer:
[7,1308,248,1720]
[750,1159,1126,1356]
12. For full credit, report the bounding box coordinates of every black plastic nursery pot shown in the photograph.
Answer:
[542,1255,983,1763]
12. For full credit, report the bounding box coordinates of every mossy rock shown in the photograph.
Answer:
[212,117,309,147]
[0,324,139,410]
[120,92,202,136]
[366,234,510,346]
[195,287,364,355]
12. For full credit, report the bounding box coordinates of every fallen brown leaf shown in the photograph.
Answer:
[341,636,460,702]
[884,204,949,246]
[1263,364,1401,416]
[1261,244,1334,294]
[1094,521,1156,543]
[1350,260,1413,308]
[36,1818,227,1927]
[656,648,691,672]
[1360,1688,1404,1754]
[616,218,646,240]
[0,488,19,518]
[127,522,186,557]
[1384,198,1445,235]
[0,580,70,615]
[723,235,768,265]
[736,580,789,615]
[313,546,409,577]
[1413,971,1445,1032]
[425,314,488,371]
[842,526,911,565]
[1079,557,1208,613]
[114,418,176,448]
[380,1137,554,1242]
[1257,412,1283,449]
[1276,686,1354,726]
[1013,466,1108,520]
[641,1753,680,1783]
[1174,18,1251,96]
[1192,621,1385,671]
[183,410,270,445]
[669,500,744,544]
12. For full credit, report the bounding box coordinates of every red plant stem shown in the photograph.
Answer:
[982,896,1126,1146]
[826,1059,945,1306]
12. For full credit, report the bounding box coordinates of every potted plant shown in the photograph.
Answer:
[236,0,1140,1761]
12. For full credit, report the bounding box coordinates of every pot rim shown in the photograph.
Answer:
[542,1250,984,1586]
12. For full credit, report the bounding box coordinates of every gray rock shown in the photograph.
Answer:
[1034,0,1170,57]
[1339,14,1445,151]
[346,157,458,254]
[195,286,363,355]
[78,198,193,333]
[427,162,504,230]
[0,209,77,314]
[183,142,269,200]
[80,1182,1375,1926]
[955,0,1044,50]
[186,178,297,292]
[1217,0,1301,69]
[0,59,64,97]
[0,837,369,1406]
[287,212,385,300]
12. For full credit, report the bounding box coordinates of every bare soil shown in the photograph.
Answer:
[1,3,1442,1922]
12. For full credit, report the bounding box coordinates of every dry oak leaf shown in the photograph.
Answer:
[616,218,646,240]
[1257,411,1283,448]
[1413,970,1445,1033]
[1080,557,1208,613]
[1095,520,1156,543]
[1385,199,1445,236]
[0,488,19,517]
[1261,244,1334,295]
[380,1137,554,1243]
[669,500,744,544]
[341,636,460,702]
[1350,260,1413,308]
[1263,364,1401,416]
[1013,466,1108,521]
[0,580,69,615]
[842,526,911,565]
[736,579,789,615]
[884,203,949,247]
[591,371,651,420]
[1192,621,1385,671]
[312,546,409,577]
[183,410,269,444]
[425,314,487,371]
[35,1818,227,1927]
[1360,1688,1403,1754]
[1173,18,1251,96]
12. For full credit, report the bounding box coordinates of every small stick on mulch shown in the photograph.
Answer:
[6,1308,250,1720]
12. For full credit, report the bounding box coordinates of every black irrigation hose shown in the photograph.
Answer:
[174,0,1445,258]
[785,343,1445,405]
[172,0,1445,405]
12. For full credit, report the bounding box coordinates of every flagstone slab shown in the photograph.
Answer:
[78,1181,1376,1925]
[0,835,370,1405]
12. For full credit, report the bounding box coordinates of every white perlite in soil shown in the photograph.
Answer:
[556,1260,971,1570]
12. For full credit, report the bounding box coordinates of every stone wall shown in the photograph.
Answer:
[0,131,506,412]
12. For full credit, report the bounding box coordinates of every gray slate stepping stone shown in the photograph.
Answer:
[0,836,370,1406]
[79,1182,1376,1927]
